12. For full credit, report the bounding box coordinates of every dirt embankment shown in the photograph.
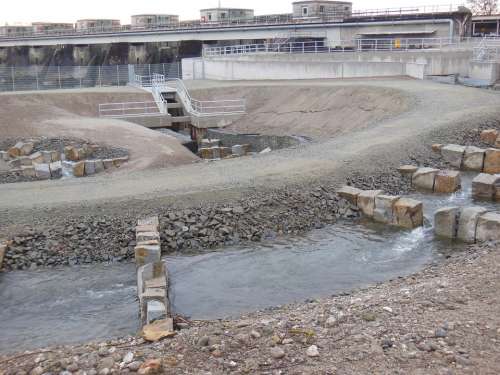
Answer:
[0,88,198,171]
[191,85,413,139]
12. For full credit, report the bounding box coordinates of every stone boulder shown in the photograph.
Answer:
[373,195,400,224]
[434,170,461,193]
[21,166,36,177]
[19,156,32,166]
[393,198,423,229]
[50,150,60,162]
[199,148,213,159]
[472,173,500,200]
[211,147,221,159]
[337,186,362,205]
[73,161,85,177]
[412,167,439,191]
[64,146,80,162]
[441,144,466,168]
[0,243,6,270]
[113,156,129,167]
[141,319,175,342]
[480,129,499,145]
[135,244,161,268]
[232,145,245,157]
[29,152,44,165]
[94,159,105,173]
[34,163,51,180]
[42,151,53,163]
[484,148,500,174]
[8,142,34,158]
[103,159,114,169]
[432,144,444,153]
[457,206,488,243]
[463,146,485,171]
[434,207,460,239]
[476,212,500,242]
[357,190,383,217]
[136,232,160,244]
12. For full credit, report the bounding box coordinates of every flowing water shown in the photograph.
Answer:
[0,173,498,352]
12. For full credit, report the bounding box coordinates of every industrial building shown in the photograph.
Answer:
[32,22,74,33]
[131,14,179,28]
[200,8,254,23]
[75,19,121,31]
[0,25,32,37]
[292,1,353,19]
[472,14,500,36]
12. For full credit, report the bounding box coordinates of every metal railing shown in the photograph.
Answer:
[0,62,181,92]
[472,37,500,62]
[203,37,483,57]
[0,4,466,41]
[98,101,165,118]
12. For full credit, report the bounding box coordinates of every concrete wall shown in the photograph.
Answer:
[206,129,304,152]
[469,62,500,84]
[182,56,426,80]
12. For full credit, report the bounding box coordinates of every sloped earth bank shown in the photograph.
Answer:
[0,88,198,172]
[1,80,500,373]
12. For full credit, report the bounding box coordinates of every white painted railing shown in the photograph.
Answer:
[203,37,482,57]
[98,101,165,118]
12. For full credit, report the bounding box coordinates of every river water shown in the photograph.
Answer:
[0,173,497,352]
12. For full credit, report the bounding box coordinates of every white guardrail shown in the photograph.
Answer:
[472,38,500,62]
[203,37,485,57]
[99,73,246,118]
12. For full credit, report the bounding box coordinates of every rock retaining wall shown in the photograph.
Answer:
[337,186,423,229]
[434,206,500,243]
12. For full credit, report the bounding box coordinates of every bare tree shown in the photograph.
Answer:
[468,0,498,15]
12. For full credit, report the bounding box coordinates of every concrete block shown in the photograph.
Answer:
[138,216,160,228]
[19,142,34,156]
[50,150,60,162]
[412,167,439,191]
[242,144,251,154]
[434,206,460,239]
[21,166,36,177]
[463,146,486,171]
[84,160,96,175]
[73,161,85,177]
[484,148,500,174]
[135,244,161,268]
[432,144,444,153]
[19,156,32,166]
[136,224,158,233]
[472,173,500,199]
[476,212,500,242]
[393,198,424,229]
[0,151,9,161]
[0,244,6,270]
[480,129,498,145]
[441,144,466,168]
[103,159,114,169]
[337,186,362,205]
[373,195,400,224]
[199,148,213,159]
[42,151,53,163]
[137,231,160,243]
[29,152,44,164]
[94,159,105,173]
[357,190,383,217]
[34,163,51,180]
[232,145,245,157]
[211,147,221,159]
[457,206,488,243]
[49,161,62,179]
[434,170,461,193]
[398,165,418,175]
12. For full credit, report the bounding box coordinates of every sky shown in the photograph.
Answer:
[0,1,466,25]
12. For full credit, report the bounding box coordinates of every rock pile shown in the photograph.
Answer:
[435,206,500,243]
[198,138,251,160]
[434,143,500,174]
[337,186,423,229]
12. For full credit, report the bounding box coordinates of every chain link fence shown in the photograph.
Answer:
[0,63,182,92]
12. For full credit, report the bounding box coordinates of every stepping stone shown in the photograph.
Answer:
[34,163,51,180]
[337,186,362,205]
[393,198,423,229]
[94,159,105,173]
[412,167,439,191]
[480,129,498,145]
[476,212,500,242]
[434,206,460,239]
[463,146,485,171]
[434,170,461,193]
[73,161,85,177]
[373,195,400,224]
[457,206,488,243]
[432,144,444,153]
[398,165,418,175]
[472,173,500,200]
[29,152,44,164]
[484,148,500,174]
[49,161,63,178]
[441,144,466,168]
[357,190,383,217]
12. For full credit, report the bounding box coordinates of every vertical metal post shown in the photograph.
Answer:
[117,65,120,86]
[79,65,82,88]
[148,64,151,78]
[11,66,15,91]
[58,66,62,89]
[98,65,102,87]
